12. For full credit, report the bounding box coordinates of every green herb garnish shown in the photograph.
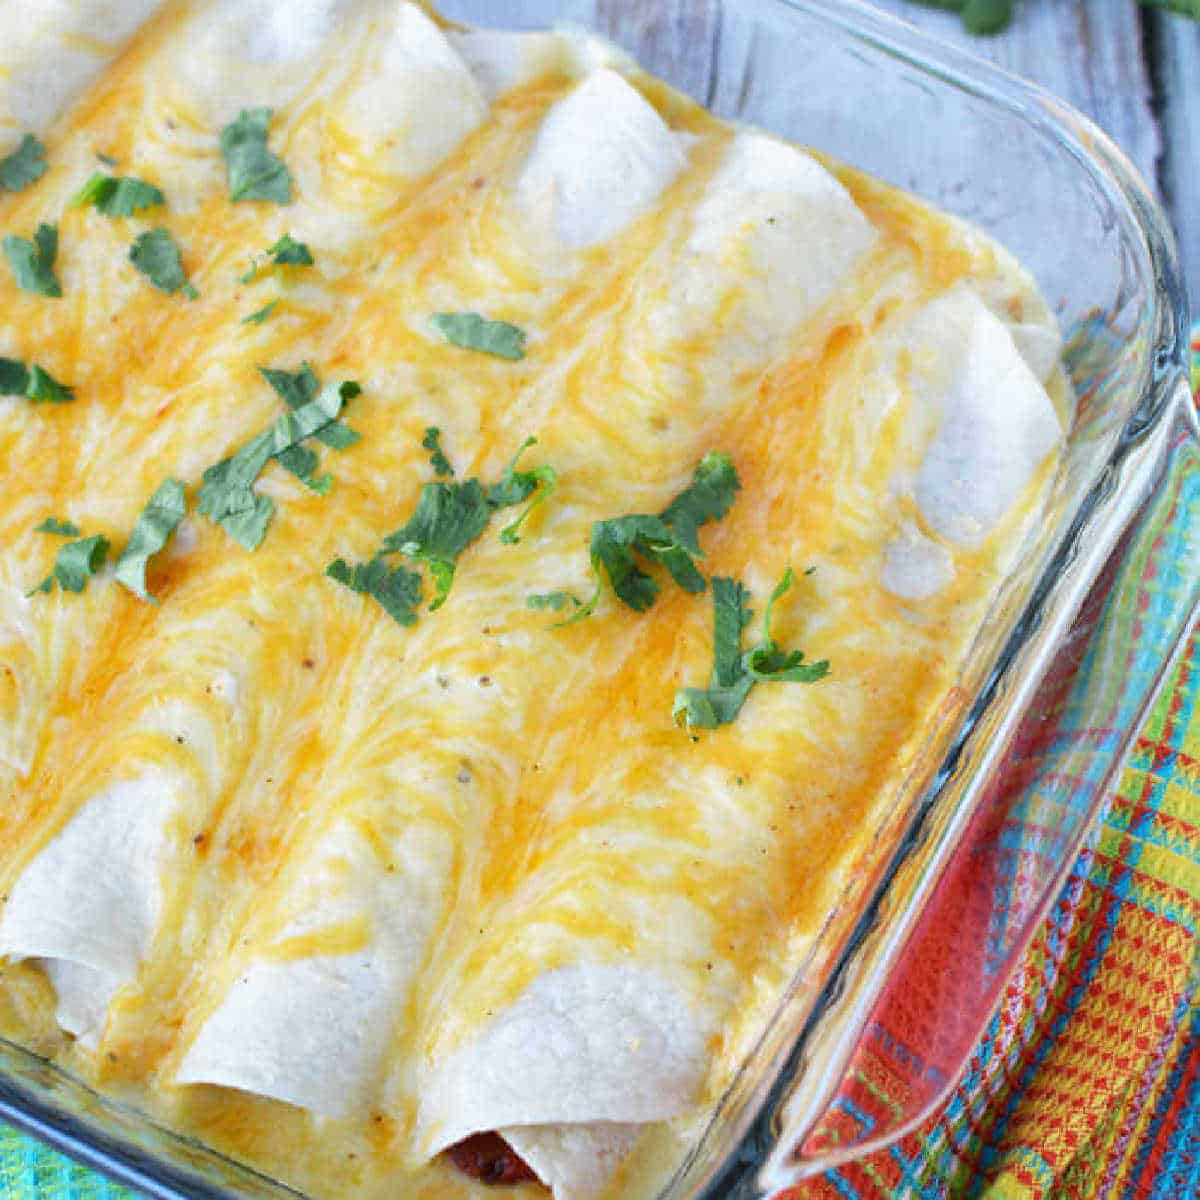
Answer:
[114,478,186,603]
[580,452,740,616]
[34,517,80,536]
[486,436,557,544]
[673,567,829,729]
[71,173,164,216]
[0,136,47,192]
[430,312,526,361]
[4,224,61,296]
[326,557,422,627]
[220,108,292,204]
[527,591,582,612]
[30,534,110,595]
[242,300,278,325]
[330,432,555,619]
[130,227,197,297]
[198,378,358,549]
[240,234,313,283]
[423,426,454,477]
[0,357,73,402]
[260,365,360,450]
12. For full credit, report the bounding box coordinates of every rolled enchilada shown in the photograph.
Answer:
[0,4,1069,1198]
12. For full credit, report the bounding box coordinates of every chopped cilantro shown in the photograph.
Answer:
[582,452,740,616]
[242,300,278,325]
[0,135,47,192]
[326,557,422,627]
[240,234,313,283]
[260,365,360,450]
[381,479,491,610]
[430,312,526,361]
[4,224,61,296]
[198,377,358,549]
[423,426,454,477]
[114,478,186,603]
[339,432,555,618]
[527,591,581,612]
[220,108,292,204]
[486,436,557,544]
[71,173,164,216]
[30,534,109,595]
[673,567,829,730]
[34,517,79,536]
[268,234,312,266]
[130,228,197,297]
[96,152,118,168]
[0,357,73,402]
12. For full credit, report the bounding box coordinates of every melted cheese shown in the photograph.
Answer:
[0,5,1070,1199]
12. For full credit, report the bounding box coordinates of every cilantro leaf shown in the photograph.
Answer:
[527,591,581,612]
[198,379,357,549]
[220,108,292,204]
[430,312,526,361]
[0,135,47,192]
[242,299,278,325]
[130,228,197,297]
[375,435,556,610]
[326,556,422,627]
[260,365,360,450]
[268,234,312,266]
[673,568,828,730]
[4,224,61,296]
[0,357,74,402]
[381,479,491,610]
[114,478,186,603]
[584,453,741,614]
[486,436,557,544]
[34,517,80,536]
[423,426,454,477]
[31,534,110,595]
[72,173,164,216]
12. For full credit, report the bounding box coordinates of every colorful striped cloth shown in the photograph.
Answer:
[2,338,1199,1199]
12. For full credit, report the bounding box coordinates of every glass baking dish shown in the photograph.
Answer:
[0,1,1194,1196]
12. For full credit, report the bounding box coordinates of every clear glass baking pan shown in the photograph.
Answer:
[0,1,1194,1197]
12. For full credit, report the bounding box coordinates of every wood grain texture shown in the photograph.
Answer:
[866,0,1162,190]
[1153,11,1200,318]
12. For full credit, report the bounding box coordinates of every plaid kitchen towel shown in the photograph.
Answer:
[3,335,1200,1198]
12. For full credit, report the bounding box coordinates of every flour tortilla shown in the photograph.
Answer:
[516,68,690,247]
[419,963,708,1200]
[176,814,453,1118]
[0,0,165,151]
[0,773,176,1048]
[905,286,1063,546]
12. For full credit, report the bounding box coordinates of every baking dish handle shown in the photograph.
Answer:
[759,373,1200,1189]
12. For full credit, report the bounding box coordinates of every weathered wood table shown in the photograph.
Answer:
[556,0,1199,318]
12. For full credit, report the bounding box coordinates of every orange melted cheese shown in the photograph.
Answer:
[0,4,1068,1198]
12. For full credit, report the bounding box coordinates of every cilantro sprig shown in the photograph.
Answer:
[673,567,829,730]
[220,109,292,204]
[114,478,186,603]
[240,234,313,283]
[326,556,422,627]
[4,224,61,296]
[71,173,164,217]
[430,312,527,361]
[130,228,197,297]
[578,452,740,617]
[198,373,360,550]
[0,357,73,402]
[0,135,47,192]
[327,432,555,622]
[34,517,79,536]
[423,427,454,477]
[30,534,110,595]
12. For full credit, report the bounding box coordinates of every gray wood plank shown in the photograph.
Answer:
[866,0,1162,191]
[1153,11,1200,321]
